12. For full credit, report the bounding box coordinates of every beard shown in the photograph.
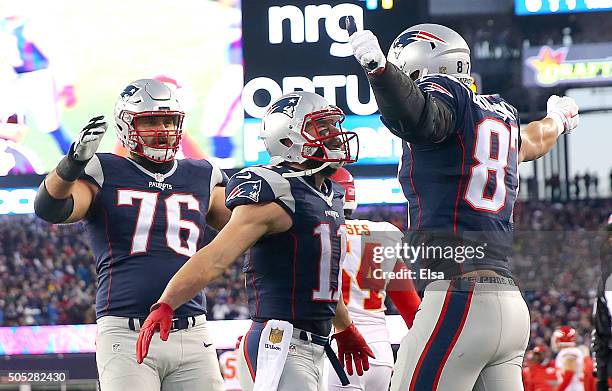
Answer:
[303,148,340,177]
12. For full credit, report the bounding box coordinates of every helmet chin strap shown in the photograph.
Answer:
[282,162,332,178]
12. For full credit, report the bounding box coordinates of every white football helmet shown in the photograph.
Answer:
[114,79,185,163]
[387,23,472,87]
[261,91,358,175]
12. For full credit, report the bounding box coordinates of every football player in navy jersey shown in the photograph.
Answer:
[136,91,375,391]
[34,79,228,390]
[348,21,580,390]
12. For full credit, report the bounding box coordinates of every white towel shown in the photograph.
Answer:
[253,320,293,391]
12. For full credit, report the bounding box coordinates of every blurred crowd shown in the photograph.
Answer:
[1,199,610,353]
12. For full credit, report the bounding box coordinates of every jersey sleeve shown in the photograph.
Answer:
[415,74,470,130]
[225,166,295,217]
[208,159,229,195]
[80,154,105,188]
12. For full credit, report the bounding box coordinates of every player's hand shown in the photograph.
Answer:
[332,323,375,376]
[72,116,107,161]
[346,17,385,75]
[136,302,174,364]
[546,95,579,135]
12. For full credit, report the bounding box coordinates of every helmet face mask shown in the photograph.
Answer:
[387,24,473,88]
[261,91,359,170]
[300,108,358,166]
[551,326,577,352]
[114,79,185,163]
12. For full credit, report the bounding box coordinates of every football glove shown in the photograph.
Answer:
[136,302,174,364]
[348,26,386,75]
[546,95,579,135]
[72,116,107,161]
[332,323,375,376]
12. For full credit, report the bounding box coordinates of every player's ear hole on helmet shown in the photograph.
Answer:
[280,138,293,147]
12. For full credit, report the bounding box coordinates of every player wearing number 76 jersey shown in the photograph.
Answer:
[328,167,421,391]
[34,79,229,390]
[348,20,580,390]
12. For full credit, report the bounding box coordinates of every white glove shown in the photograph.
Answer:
[349,30,386,75]
[546,95,579,135]
[72,116,107,161]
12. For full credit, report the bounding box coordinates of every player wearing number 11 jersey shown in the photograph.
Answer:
[348,21,580,390]
[34,79,228,390]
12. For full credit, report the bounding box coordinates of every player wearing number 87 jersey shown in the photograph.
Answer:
[328,167,421,391]
[34,79,228,390]
[348,21,580,390]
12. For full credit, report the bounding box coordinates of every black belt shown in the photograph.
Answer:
[127,316,196,332]
[296,329,350,386]
[451,276,516,286]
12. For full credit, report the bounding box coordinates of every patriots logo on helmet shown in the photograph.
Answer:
[226,179,263,203]
[120,85,140,99]
[390,30,448,59]
[267,95,302,119]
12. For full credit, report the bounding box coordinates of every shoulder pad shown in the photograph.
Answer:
[225,166,295,214]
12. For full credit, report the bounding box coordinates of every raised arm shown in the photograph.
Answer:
[519,95,579,163]
[34,116,106,223]
[347,24,456,143]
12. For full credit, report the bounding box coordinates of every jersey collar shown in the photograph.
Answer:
[126,158,178,183]
[296,176,334,207]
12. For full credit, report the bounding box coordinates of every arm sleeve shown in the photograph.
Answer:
[367,63,457,143]
[381,222,421,328]
[557,370,575,391]
[387,280,421,328]
[225,166,295,219]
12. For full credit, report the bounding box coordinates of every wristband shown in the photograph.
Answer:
[56,144,89,182]
[545,112,566,137]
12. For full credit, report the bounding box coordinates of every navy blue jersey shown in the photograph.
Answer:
[80,154,227,319]
[225,165,346,323]
[399,75,520,280]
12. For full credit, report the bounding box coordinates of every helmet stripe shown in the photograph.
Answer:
[416,30,447,44]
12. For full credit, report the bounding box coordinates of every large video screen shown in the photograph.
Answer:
[0,0,243,176]
[240,0,417,166]
[2,0,423,177]
[515,0,612,15]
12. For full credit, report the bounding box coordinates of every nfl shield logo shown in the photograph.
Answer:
[268,328,284,344]
[154,173,165,182]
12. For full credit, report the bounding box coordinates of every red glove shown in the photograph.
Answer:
[332,323,375,376]
[136,302,173,364]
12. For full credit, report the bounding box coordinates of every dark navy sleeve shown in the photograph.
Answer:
[367,63,460,144]
[415,74,466,119]
[225,166,296,218]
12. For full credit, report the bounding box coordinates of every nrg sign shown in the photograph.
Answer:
[268,3,364,57]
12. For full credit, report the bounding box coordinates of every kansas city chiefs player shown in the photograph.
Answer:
[329,167,421,391]
[553,326,585,391]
